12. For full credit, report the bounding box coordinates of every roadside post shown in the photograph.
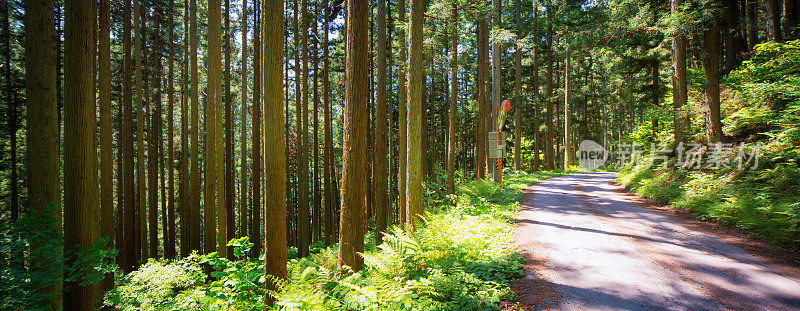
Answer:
[489,100,511,185]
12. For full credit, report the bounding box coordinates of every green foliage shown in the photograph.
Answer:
[108,171,565,310]
[0,204,116,310]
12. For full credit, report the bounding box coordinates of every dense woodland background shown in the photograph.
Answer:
[2,0,800,309]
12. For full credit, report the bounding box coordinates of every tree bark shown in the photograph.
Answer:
[134,0,149,261]
[545,5,554,170]
[475,19,488,178]
[397,0,408,227]
[180,0,191,258]
[323,0,335,246]
[239,0,249,242]
[563,40,571,170]
[224,0,235,258]
[25,0,62,306]
[447,1,458,195]
[166,2,177,259]
[514,0,522,171]
[375,0,389,242]
[251,0,263,258]
[703,19,723,143]
[209,0,227,258]
[63,0,100,307]
[263,0,288,304]
[98,0,114,289]
[406,0,424,231]
[298,0,310,258]
[766,0,782,42]
[672,0,687,143]
[338,0,369,271]
[189,0,202,255]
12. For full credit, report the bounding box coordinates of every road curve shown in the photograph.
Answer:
[512,172,800,311]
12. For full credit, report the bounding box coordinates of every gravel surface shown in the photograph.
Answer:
[511,172,800,311]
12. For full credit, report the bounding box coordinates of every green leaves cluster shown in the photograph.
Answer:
[105,171,563,310]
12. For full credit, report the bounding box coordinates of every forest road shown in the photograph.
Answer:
[510,172,800,311]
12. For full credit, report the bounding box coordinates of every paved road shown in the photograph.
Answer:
[513,172,800,311]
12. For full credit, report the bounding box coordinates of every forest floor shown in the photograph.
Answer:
[509,172,800,311]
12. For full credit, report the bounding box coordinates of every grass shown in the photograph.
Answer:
[104,170,565,311]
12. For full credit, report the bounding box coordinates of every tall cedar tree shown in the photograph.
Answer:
[180,0,191,258]
[252,0,262,258]
[63,0,100,307]
[322,0,335,246]
[240,0,249,241]
[210,0,227,258]
[374,0,389,243]
[545,5,554,170]
[25,0,62,306]
[166,0,177,259]
[703,16,722,143]
[513,0,522,170]
[338,0,369,271]
[312,5,321,244]
[99,0,114,290]
[190,0,202,254]
[397,0,408,227]
[406,0,424,231]
[671,0,686,142]
[263,0,288,305]
[225,0,235,258]
[298,0,310,257]
[134,0,149,261]
[447,1,457,195]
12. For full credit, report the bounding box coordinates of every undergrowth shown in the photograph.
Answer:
[105,170,563,310]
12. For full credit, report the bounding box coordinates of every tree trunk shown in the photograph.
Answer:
[703,19,723,143]
[24,0,62,306]
[323,0,335,246]
[251,0,263,258]
[180,0,191,258]
[148,13,160,258]
[766,0,783,42]
[189,0,202,255]
[375,0,389,243]
[672,0,687,143]
[209,0,227,258]
[134,0,149,261]
[338,0,369,271]
[447,1,458,195]
[514,0,522,171]
[563,40,571,170]
[312,3,321,244]
[98,0,114,290]
[298,0,310,258]
[239,0,249,242]
[786,0,799,39]
[166,2,176,259]
[397,0,408,227]
[532,3,540,171]
[263,0,288,304]
[224,0,235,258]
[746,0,758,48]
[545,5,554,170]
[406,0,424,231]
[63,0,100,307]
[475,19,487,179]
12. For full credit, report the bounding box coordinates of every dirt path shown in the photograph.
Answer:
[510,172,800,311]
